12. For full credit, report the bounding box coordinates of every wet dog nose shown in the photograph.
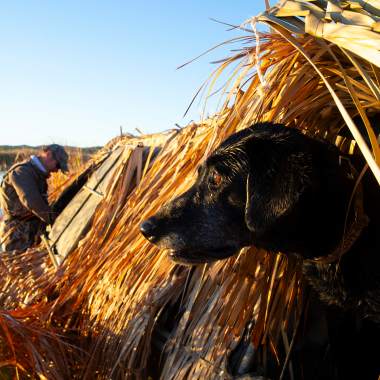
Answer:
[140,220,157,240]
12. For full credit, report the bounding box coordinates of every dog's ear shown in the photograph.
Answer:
[244,133,311,235]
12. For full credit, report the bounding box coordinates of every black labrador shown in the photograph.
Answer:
[141,122,380,379]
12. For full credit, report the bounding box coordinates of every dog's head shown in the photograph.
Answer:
[140,123,317,265]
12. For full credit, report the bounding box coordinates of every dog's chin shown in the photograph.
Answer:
[168,246,239,266]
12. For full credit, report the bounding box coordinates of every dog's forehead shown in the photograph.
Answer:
[217,133,249,152]
[209,137,248,164]
[197,141,249,178]
[198,126,289,177]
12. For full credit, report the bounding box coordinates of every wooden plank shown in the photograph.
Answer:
[49,147,124,246]
[48,146,126,265]
[48,187,92,247]
[85,147,125,191]
[55,195,101,265]
[83,186,103,199]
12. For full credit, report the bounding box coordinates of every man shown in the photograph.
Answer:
[0,144,69,251]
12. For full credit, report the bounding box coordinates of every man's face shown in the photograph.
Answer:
[42,151,60,175]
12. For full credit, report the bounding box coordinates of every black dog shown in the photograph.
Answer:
[141,123,380,377]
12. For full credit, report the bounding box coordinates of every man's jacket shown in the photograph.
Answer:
[0,158,53,251]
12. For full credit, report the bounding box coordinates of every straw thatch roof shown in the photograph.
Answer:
[1,0,380,378]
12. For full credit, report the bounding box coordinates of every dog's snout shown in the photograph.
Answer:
[140,220,157,241]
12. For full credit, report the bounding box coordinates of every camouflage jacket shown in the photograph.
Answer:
[1,158,52,224]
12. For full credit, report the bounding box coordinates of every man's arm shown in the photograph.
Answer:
[9,166,53,224]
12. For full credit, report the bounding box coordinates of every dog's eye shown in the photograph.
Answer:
[211,172,221,185]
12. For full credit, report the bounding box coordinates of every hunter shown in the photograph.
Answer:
[0,145,69,251]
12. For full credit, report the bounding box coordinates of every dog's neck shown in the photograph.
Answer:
[256,151,359,261]
[299,157,360,261]
[308,166,369,264]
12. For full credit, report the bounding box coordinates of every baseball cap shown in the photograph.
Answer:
[43,144,70,174]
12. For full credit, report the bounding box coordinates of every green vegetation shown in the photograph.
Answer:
[0,367,12,380]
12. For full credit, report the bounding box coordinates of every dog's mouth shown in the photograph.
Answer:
[168,246,239,266]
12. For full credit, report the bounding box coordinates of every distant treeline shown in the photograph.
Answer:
[0,145,101,171]
[0,145,100,153]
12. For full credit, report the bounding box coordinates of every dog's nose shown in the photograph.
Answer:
[140,220,157,240]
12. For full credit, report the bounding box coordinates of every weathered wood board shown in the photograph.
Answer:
[48,146,127,265]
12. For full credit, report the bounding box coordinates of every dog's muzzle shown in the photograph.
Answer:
[140,220,156,242]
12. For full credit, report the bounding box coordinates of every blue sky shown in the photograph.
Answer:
[0,1,268,147]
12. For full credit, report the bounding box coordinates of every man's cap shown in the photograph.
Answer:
[43,144,70,174]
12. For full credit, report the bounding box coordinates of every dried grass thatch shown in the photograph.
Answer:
[1,0,380,378]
